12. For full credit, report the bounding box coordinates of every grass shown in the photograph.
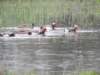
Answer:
[0,0,68,26]
[96,0,100,3]
[0,0,100,27]
[1,70,100,75]
[79,71,100,75]
[3,69,36,75]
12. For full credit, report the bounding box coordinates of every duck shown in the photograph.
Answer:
[68,24,79,32]
[0,33,4,37]
[8,33,15,37]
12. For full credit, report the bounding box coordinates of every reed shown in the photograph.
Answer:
[0,0,100,28]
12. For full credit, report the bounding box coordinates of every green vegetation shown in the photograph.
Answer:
[1,70,100,75]
[0,0,100,28]
[79,71,100,75]
[4,69,36,75]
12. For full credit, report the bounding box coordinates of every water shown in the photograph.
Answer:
[0,31,100,75]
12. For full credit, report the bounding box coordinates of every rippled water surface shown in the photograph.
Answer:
[0,31,100,75]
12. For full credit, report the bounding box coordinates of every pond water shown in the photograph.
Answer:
[0,31,100,75]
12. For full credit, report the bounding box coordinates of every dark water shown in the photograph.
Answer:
[0,32,100,75]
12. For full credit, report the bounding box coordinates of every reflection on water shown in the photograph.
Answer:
[0,32,100,75]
